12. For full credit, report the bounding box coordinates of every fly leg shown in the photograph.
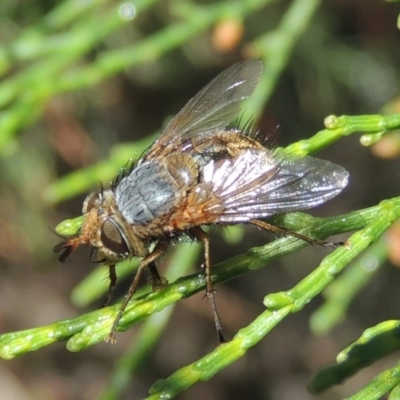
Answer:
[148,262,168,291]
[107,241,169,343]
[190,226,226,343]
[102,264,117,307]
[102,262,166,309]
[250,219,344,247]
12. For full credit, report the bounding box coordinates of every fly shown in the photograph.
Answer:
[54,59,349,343]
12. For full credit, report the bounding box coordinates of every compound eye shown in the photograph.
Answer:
[100,219,130,257]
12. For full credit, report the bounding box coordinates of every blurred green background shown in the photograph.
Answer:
[1,0,400,399]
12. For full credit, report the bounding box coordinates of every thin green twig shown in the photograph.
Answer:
[1,198,399,360]
[309,320,400,397]
[310,236,388,335]
[146,198,400,398]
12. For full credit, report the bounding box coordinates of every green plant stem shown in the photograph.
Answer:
[145,198,400,398]
[146,305,292,399]
[1,198,399,359]
[309,320,400,397]
[310,236,388,335]
[346,361,400,400]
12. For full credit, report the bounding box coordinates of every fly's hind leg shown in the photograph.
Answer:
[250,219,345,247]
[189,226,226,343]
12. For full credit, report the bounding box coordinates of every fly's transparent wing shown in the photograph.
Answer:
[201,150,349,222]
[144,59,263,160]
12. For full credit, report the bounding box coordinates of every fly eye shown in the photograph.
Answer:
[83,193,100,213]
[100,219,130,256]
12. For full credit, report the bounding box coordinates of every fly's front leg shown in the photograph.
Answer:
[107,241,169,343]
[102,264,117,307]
[190,226,226,343]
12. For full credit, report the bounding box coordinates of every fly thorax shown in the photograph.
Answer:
[114,162,172,225]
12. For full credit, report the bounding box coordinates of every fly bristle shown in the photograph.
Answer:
[111,158,138,189]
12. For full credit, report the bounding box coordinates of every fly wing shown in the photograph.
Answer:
[201,150,349,222]
[143,59,263,160]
